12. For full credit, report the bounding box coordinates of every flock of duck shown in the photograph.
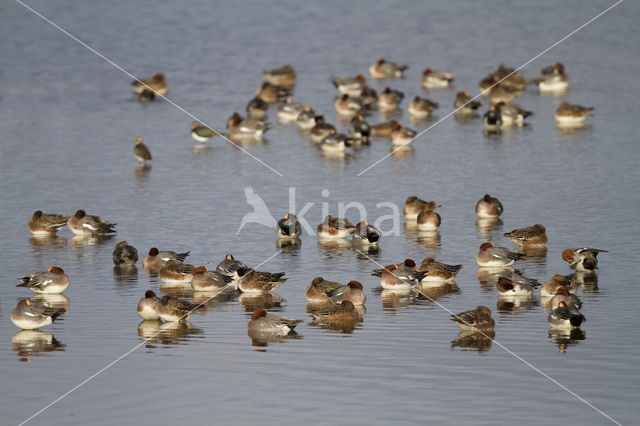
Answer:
[128,59,592,163]
[14,194,606,349]
[11,59,601,351]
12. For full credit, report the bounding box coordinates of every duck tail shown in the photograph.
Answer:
[16,277,30,287]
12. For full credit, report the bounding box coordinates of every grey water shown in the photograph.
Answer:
[1,0,639,424]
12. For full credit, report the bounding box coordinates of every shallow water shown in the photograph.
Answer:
[1,0,639,424]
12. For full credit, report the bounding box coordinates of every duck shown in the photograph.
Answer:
[305,277,344,302]
[131,73,167,96]
[248,309,302,335]
[481,64,527,91]
[276,213,302,240]
[475,194,503,218]
[540,274,574,297]
[562,248,607,272]
[482,105,503,131]
[348,115,370,143]
[156,296,204,322]
[237,270,286,293]
[504,224,548,247]
[310,118,336,143]
[548,301,585,328]
[379,260,426,291]
[321,131,353,154]
[403,196,439,220]
[11,299,65,330]
[331,74,367,97]
[190,266,233,292]
[17,266,69,294]
[191,121,220,143]
[310,300,360,324]
[28,211,69,235]
[537,62,569,91]
[408,96,439,119]
[226,112,270,140]
[390,124,416,146]
[277,98,307,122]
[297,109,320,130]
[67,210,116,236]
[263,64,296,87]
[493,102,532,126]
[453,91,482,115]
[450,306,495,331]
[360,86,378,109]
[418,258,462,283]
[501,268,541,291]
[334,94,363,118]
[378,88,404,111]
[421,67,455,88]
[326,280,366,306]
[216,254,249,282]
[246,97,269,120]
[555,103,593,125]
[255,81,291,104]
[476,242,524,267]
[158,260,195,283]
[550,286,582,310]
[317,215,355,239]
[142,247,190,270]
[369,58,408,79]
[137,290,160,320]
[133,137,151,163]
[352,221,381,245]
[417,210,441,231]
[112,241,138,266]
[370,120,400,137]
[496,276,536,296]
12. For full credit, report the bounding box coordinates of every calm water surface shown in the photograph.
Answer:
[1,0,639,424]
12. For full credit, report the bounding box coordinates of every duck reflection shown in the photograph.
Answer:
[451,329,495,353]
[556,122,591,133]
[497,295,537,313]
[30,293,70,312]
[134,163,152,181]
[12,330,65,362]
[192,145,216,155]
[516,246,548,259]
[276,238,301,253]
[239,293,283,312]
[417,282,460,302]
[476,266,510,291]
[248,329,302,348]
[416,230,440,251]
[159,282,193,298]
[29,235,67,248]
[353,244,381,257]
[568,272,599,293]
[69,234,114,247]
[380,289,418,312]
[138,320,203,347]
[317,238,352,251]
[390,144,413,158]
[191,289,238,307]
[548,327,586,354]
[113,265,138,283]
[476,218,503,239]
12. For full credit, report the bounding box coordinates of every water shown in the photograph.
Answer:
[1,0,639,424]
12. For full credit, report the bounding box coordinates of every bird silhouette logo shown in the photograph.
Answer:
[236,186,277,234]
